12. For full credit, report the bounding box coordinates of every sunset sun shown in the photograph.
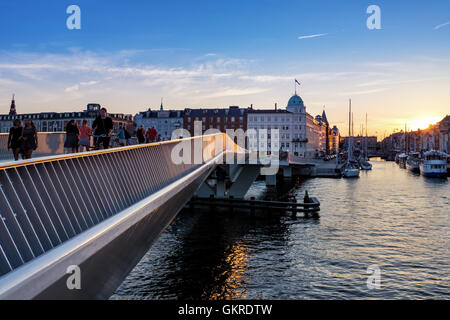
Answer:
[409,117,443,131]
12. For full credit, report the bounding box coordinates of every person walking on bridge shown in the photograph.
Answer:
[136,125,145,144]
[7,119,23,161]
[64,120,79,154]
[78,120,92,152]
[20,118,38,160]
[145,126,157,143]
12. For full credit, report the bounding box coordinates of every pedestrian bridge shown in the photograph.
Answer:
[0,133,260,299]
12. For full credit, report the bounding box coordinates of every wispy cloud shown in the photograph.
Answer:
[434,21,450,30]
[201,87,268,99]
[297,33,328,40]
[65,81,98,92]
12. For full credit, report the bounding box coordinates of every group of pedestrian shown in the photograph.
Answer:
[63,107,114,153]
[7,118,38,161]
[136,125,160,144]
[7,107,163,161]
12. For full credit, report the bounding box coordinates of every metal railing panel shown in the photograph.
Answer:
[64,159,99,226]
[77,157,109,221]
[7,168,54,251]
[58,160,95,228]
[15,166,62,247]
[46,162,84,233]
[100,155,131,211]
[0,171,45,257]
[89,155,118,217]
[0,244,12,276]
[0,185,35,264]
[0,210,24,269]
[27,165,69,242]
[34,163,77,238]
[117,151,140,203]
[95,154,121,215]
[107,152,136,208]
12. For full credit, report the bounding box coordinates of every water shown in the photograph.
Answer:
[112,160,449,299]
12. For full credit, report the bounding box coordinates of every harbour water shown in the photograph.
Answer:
[112,159,449,300]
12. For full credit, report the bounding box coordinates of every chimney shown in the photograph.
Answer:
[250,104,253,109]
[275,103,277,111]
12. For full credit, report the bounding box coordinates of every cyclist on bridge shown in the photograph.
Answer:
[92,107,113,150]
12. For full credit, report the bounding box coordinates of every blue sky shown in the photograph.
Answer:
[1,0,449,136]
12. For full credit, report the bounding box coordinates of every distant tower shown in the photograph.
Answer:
[160,98,164,111]
[322,107,330,154]
[321,107,329,126]
[9,94,17,115]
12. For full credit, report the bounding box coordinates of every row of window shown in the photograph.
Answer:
[186,117,244,123]
[186,124,245,131]
[248,116,303,122]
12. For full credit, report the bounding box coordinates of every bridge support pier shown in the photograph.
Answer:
[196,164,261,199]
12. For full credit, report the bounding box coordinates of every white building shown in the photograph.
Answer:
[247,93,327,158]
[134,106,184,140]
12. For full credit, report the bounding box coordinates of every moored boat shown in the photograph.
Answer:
[419,150,447,178]
[446,153,450,175]
[343,99,360,178]
[360,159,372,170]
[398,153,408,169]
[406,153,420,173]
[343,163,360,177]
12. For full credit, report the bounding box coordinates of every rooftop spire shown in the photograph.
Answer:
[160,97,164,111]
[9,93,17,116]
[321,106,329,125]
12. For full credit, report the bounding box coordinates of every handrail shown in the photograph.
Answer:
[0,132,227,171]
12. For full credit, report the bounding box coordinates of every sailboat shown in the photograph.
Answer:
[360,113,372,170]
[343,99,360,178]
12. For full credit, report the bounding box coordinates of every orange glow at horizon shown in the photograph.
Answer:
[408,117,443,131]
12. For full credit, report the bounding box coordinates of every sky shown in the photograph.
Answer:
[0,0,449,137]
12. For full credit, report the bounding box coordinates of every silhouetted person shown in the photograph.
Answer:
[8,119,23,161]
[92,107,113,149]
[136,125,145,144]
[64,120,79,154]
[21,118,38,159]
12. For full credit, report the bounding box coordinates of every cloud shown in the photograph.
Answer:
[65,80,98,92]
[201,87,269,98]
[297,33,328,40]
[434,21,450,30]
[339,88,388,96]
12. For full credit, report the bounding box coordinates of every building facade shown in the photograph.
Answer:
[183,106,247,136]
[247,93,329,158]
[380,115,450,156]
[134,108,184,140]
[0,101,133,133]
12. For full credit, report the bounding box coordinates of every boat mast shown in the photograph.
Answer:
[366,113,368,158]
[348,99,352,161]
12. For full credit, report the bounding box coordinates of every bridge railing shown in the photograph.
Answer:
[0,133,232,277]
